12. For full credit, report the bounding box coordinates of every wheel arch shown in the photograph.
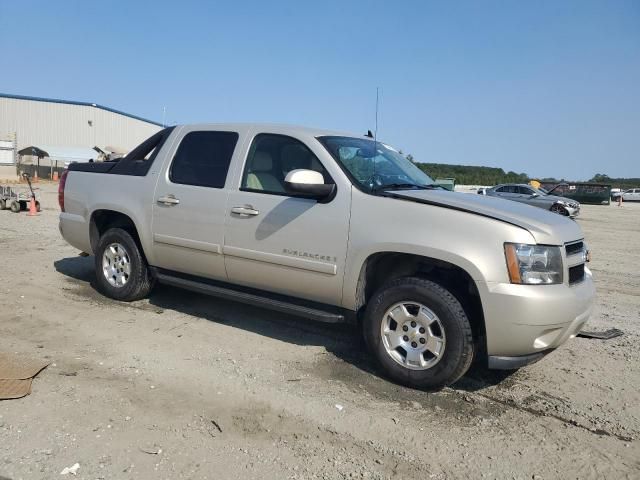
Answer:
[89,209,148,260]
[550,202,570,216]
[353,251,486,352]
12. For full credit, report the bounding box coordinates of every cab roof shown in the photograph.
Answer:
[176,123,365,139]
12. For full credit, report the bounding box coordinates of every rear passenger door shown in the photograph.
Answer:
[494,185,516,199]
[151,127,240,280]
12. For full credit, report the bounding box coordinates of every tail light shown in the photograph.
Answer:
[58,170,69,211]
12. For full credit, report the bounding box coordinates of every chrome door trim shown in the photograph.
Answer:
[223,245,337,275]
[153,233,221,254]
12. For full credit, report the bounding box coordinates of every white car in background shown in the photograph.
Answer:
[611,188,640,202]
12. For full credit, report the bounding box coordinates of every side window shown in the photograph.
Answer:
[518,186,533,195]
[170,131,239,188]
[241,133,330,195]
[495,186,506,193]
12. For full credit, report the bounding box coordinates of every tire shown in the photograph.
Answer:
[0,198,6,210]
[363,277,475,390]
[550,203,569,216]
[35,201,41,212]
[10,201,20,213]
[94,227,155,301]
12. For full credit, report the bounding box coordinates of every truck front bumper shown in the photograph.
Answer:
[479,267,596,363]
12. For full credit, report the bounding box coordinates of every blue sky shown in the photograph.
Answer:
[1,0,638,179]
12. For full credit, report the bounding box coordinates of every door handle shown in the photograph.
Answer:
[157,195,180,206]
[231,205,260,217]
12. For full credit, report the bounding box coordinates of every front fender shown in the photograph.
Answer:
[341,190,536,310]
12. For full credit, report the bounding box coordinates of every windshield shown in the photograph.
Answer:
[317,136,435,193]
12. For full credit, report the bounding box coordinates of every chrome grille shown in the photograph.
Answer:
[565,240,587,285]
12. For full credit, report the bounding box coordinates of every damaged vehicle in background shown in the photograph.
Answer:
[479,183,580,218]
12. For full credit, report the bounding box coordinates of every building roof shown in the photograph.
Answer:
[0,92,163,127]
[17,145,98,163]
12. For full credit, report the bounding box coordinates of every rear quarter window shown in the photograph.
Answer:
[169,131,239,188]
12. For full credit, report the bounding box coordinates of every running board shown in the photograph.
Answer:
[155,272,346,324]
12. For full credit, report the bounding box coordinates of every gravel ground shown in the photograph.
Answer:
[0,184,638,479]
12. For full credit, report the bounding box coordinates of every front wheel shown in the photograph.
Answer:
[10,201,20,213]
[550,203,569,216]
[94,228,155,301]
[363,277,475,390]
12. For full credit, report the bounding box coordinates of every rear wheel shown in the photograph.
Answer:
[363,277,475,390]
[0,198,6,210]
[94,228,154,301]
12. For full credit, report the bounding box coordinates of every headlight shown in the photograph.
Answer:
[504,243,563,285]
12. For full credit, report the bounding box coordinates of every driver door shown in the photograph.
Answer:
[223,132,351,306]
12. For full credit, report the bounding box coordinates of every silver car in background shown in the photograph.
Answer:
[480,183,580,217]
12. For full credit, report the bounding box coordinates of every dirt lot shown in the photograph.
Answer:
[1,184,638,480]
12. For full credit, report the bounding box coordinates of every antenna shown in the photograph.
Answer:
[374,87,379,145]
[162,106,167,128]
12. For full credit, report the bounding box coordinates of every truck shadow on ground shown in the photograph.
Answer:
[54,255,515,395]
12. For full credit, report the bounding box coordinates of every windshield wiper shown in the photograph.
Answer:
[373,183,441,192]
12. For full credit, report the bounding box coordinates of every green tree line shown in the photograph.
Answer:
[585,174,640,190]
[412,162,639,188]
[415,162,528,186]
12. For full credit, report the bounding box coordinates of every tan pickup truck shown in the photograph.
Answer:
[58,124,595,389]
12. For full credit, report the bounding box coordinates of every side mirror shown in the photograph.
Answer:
[530,193,539,198]
[284,169,335,200]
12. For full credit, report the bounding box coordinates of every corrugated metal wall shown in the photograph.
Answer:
[0,96,161,152]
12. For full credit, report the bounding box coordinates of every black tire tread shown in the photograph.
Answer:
[94,228,154,301]
[364,276,475,389]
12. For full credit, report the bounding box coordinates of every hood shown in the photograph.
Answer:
[388,190,583,245]
[544,194,578,205]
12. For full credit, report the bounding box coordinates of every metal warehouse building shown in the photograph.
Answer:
[0,93,162,179]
